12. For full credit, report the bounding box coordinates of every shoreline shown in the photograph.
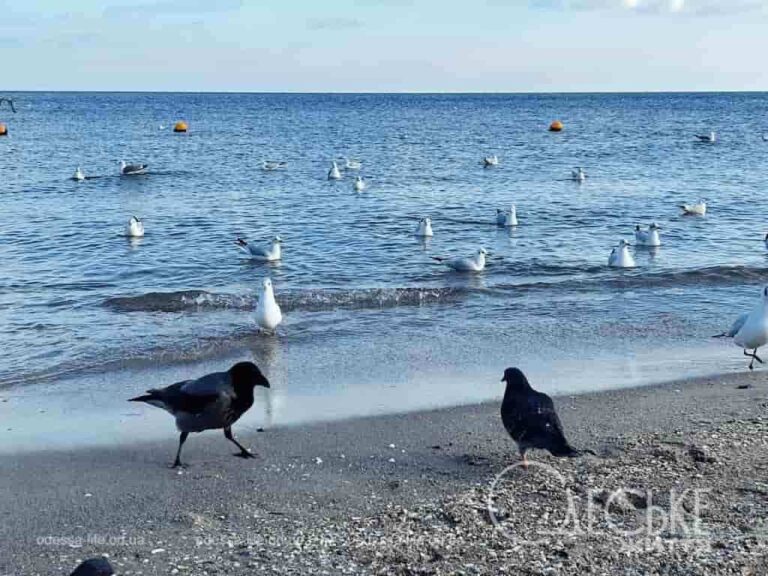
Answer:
[3,369,768,574]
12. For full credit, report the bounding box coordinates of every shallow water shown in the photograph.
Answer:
[1,92,767,448]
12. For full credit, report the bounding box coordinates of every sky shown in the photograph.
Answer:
[2,0,767,92]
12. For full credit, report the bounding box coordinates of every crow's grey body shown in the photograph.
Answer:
[130,361,270,467]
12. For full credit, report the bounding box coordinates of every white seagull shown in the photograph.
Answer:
[119,160,148,175]
[483,155,499,167]
[73,167,86,182]
[256,278,283,333]
[715,286,768,370]
[353,176,367,192]
[695,131,716,143]
[415,217,434,237]
[680,201,707,216]
[496,205,518,227]
[433,248,488,272]
[262,161,287,171]
[236,236,283,262]
[608,239,636,268]
[571,167,586,182]
[345,159,362,170]
[634,223,662,247]
[125,216,145,238]
[328,161,342,180]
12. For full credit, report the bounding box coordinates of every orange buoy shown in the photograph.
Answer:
[173,120,188,133]
[549,120,564,132]
[0,123,7,136]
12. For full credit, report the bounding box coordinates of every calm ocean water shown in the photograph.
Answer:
[2,92,768,446]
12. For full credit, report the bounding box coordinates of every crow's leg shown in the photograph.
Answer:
[754,349,764,364]
[172,432,189,468]
[519,447,529,470]
[224,427,255,459]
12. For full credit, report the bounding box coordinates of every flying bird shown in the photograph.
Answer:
[236,235,282,262]
[500,367,590,467]
[715,286,768,370]
[129,361,270,467]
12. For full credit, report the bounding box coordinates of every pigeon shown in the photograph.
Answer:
[129,361,270,467]
[714,286,768,370]
[500,367,590,467]
[70,558,114,576]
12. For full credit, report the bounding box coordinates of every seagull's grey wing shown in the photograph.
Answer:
[728,313,750,337]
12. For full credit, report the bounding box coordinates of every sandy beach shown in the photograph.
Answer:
[2,371,767,575]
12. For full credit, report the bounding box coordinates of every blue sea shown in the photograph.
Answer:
[1,92,767,450]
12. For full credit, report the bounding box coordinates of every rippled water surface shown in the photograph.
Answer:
[2,92,768,431]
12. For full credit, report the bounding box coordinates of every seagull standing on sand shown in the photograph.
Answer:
[129,361,270,467]
[695,131,716,143]
[119,160,148,175]
[608,239,636,268]
[433,248,487,272]
[571,167,586,182]
[634,223,662,247]
[256,278,282,333]
[415,217,434,237]
[353,176,367,191]
[125,216,144,238]
[73,167,85,182]
[236,236,282,262]
[496,205,518,227]
[680,201,706,216]
[500,368,591,467]
[483,155,499,167]
[715,286,768,370]
[328,161,342,180]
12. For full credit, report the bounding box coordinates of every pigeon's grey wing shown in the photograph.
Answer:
[728,313,749,337]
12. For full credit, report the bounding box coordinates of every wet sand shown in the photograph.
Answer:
[2,370,767,575]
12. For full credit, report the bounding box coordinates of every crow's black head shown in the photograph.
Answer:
[501,367,531,392]
[229,361,270,389]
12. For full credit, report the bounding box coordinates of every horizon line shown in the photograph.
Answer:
[3,89,768,95]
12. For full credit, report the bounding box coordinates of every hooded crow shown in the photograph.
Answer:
[500,367,589,467]
[129,361,270,467]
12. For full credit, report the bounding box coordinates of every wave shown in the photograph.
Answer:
[104,286,467,314]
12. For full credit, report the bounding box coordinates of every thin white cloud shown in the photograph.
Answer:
[526,0,765,14]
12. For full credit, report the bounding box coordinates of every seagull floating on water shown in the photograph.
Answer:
[236,236,282,262]
[119,160,148,175]
[353,176,367,191]
[571,167,586,182]
[73,167,86,182]
[0,97,16,113]
[694,131,716,143]
[608,239,636,268]
[433,247,487,272]
[634,222,662,247]
[496,205,518,227]
[500,368,592,468]
[125,216,145,238]
[680,201,706,216]
[328,161,342,180]
[345,159,362,170]
[262,160,287,171]
[129,361,270,467]
[715,286,768,370]
[256,278,283,333]
[483,155,499,167]
[415,217,434,237]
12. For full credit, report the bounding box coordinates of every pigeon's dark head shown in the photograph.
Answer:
[229,361,270,390]
[501,367,531,391]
